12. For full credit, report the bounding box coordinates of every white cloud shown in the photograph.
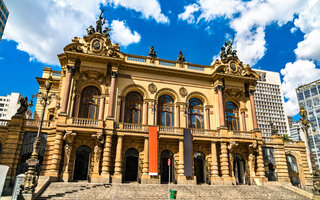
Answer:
[178,0,307,66]
[295,30,320,61]
[3,0,142,66]
[178,4,199,24]
[281,60,320,116]
[105,0,169,24]
[110,20,141,47]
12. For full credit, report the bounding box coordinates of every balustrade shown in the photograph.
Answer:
[24,119,51,128]
[0,120,8,126]
[116,122,148,132]
[71,118,99,127]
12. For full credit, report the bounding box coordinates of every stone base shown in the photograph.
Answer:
[62,173,71,182]
[112,174,122,183]
[141,175,160,184]
[91,174,110,183]
[210,176,221,185]
[177,175,196,184]
[19,193,34,200]
[221,176,233,185]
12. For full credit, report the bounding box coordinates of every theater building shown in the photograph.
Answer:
[0,22,313,191]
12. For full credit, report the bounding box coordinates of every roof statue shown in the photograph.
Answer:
[96,9,105,33]
[148,46,157,59]
[220,35,238,60]
[86,9,110,37]
[177,50,186,63]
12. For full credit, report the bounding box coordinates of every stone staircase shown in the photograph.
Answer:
[36,182,311,200]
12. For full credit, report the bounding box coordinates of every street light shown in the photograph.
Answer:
[20,76,59,197]
[298,106,320,195]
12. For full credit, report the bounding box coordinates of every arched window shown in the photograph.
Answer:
[225,101,239,131]
[286,154,301,186]
[188,98,204,129]
[158,95,174,126]
[124,92,143,124]
[79,86,101,119]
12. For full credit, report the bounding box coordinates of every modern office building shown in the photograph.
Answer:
[0,92,32,120]
[287,116,293,128]
[253,69,290,137]
[296,79,320,168]
[0,0,9,41]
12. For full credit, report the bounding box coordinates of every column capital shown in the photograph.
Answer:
[67,65,75,74]
[249,89,255,95]
[110,71,118,78]
[215,85,224,92]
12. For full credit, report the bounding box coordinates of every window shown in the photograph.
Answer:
[0,103,3,107]
[78,86,101,119]
[304,89,311,99]
[297,92,304,101]
[311,86,318,96]
[225,101,240,132]
[157,95,174,126]
[188,98,204,129]
[124,91,143,124]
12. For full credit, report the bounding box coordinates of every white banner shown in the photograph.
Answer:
[0,165,9,197]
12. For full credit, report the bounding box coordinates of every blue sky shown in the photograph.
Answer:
[1,0,320,121]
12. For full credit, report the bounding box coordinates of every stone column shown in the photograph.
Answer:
[113,135,123,183]
[91,132,104,182]
[73,94,80,117]
[61,65,75,113]
[220,142,230,182]
[256,144,266,179]
[249,90,258,130]
[177,139,185,183]
[185,105,189,128]
[216,85,225,127]
[176,105,180,127]
[206,108,210,129]
[241,109,247,131]
[121,97,125,122]
[108,71,118,117]
[211,142,219,183]
[99,97,105,120]
[154,102,158,126]
[143,101,148,125]
[142,137,150,183]
[50,131,64,177]
[101,135,112,183]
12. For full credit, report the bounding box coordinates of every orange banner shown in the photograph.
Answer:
[149,126,158,175]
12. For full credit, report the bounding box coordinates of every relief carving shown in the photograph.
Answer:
[148,83,157,94]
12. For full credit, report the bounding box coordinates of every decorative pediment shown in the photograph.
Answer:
[63,9,124,59]
[79,70,107,85]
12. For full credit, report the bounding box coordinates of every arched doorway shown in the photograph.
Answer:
[73,145,91,181]
[234,154,246,185]
[194,152,205,184]
[286,154,301,187]
[124,148,139,182]
[161,150,174,184]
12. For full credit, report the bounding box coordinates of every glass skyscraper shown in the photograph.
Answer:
[0,0,9,41]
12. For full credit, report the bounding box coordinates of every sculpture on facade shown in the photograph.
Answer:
[177,50,186,63]
[86,25,95,35]
[220,35,238,60]
[96,10,105,34]
[103,27,111,40]
[16,97,32,115]
[148,46,157,59]
[270,122,279,136]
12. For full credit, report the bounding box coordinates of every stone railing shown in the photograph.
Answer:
[262,137,273,143]
[190,128,216,137]
[24,119,51,128]
[0,120,9,127]
[71,118,100,127]
[159,126,183,134]
[116,122,148,132]
[231,131,254,138]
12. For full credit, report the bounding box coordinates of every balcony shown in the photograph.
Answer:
[68,117,103,128]
[116,122,148,132]
[159,126,183,135]
[190,128,218,137]
[0,120,8,127]
[24,119,52,129]
[230,131,255,138]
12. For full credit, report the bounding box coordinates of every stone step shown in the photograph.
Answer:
[36,182,311,200]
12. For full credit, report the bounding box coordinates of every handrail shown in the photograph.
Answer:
[71,117,100,127]
[159,126,182,134]
[116,122,148,132]
[24,119,51,128]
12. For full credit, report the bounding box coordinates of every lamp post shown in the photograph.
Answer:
[20,76,59,198]
[298,106,320,195]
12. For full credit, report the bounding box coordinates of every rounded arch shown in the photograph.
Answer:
[234,153,246,185]
[76,80,105,95]
[160,150,174,183]
[186,91,209,105]
[124,148,139,182]
[73,145,92,180]
[121,84,149,99]
[155,88,179,103]
[225,101,240,131]
[194,151,206,184]
[124,91,144,124]
[224,98,240,109]
[285,153,302,187]
[79,85,101,119]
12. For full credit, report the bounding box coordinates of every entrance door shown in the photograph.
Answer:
[124,148,139,182]
[161,150,174,184]
[73,145,91,181]
[194,152,205,184]
[234,154,245,185]
[286,154,301,187]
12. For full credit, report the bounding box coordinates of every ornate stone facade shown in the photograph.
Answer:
[0,25,313,193]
